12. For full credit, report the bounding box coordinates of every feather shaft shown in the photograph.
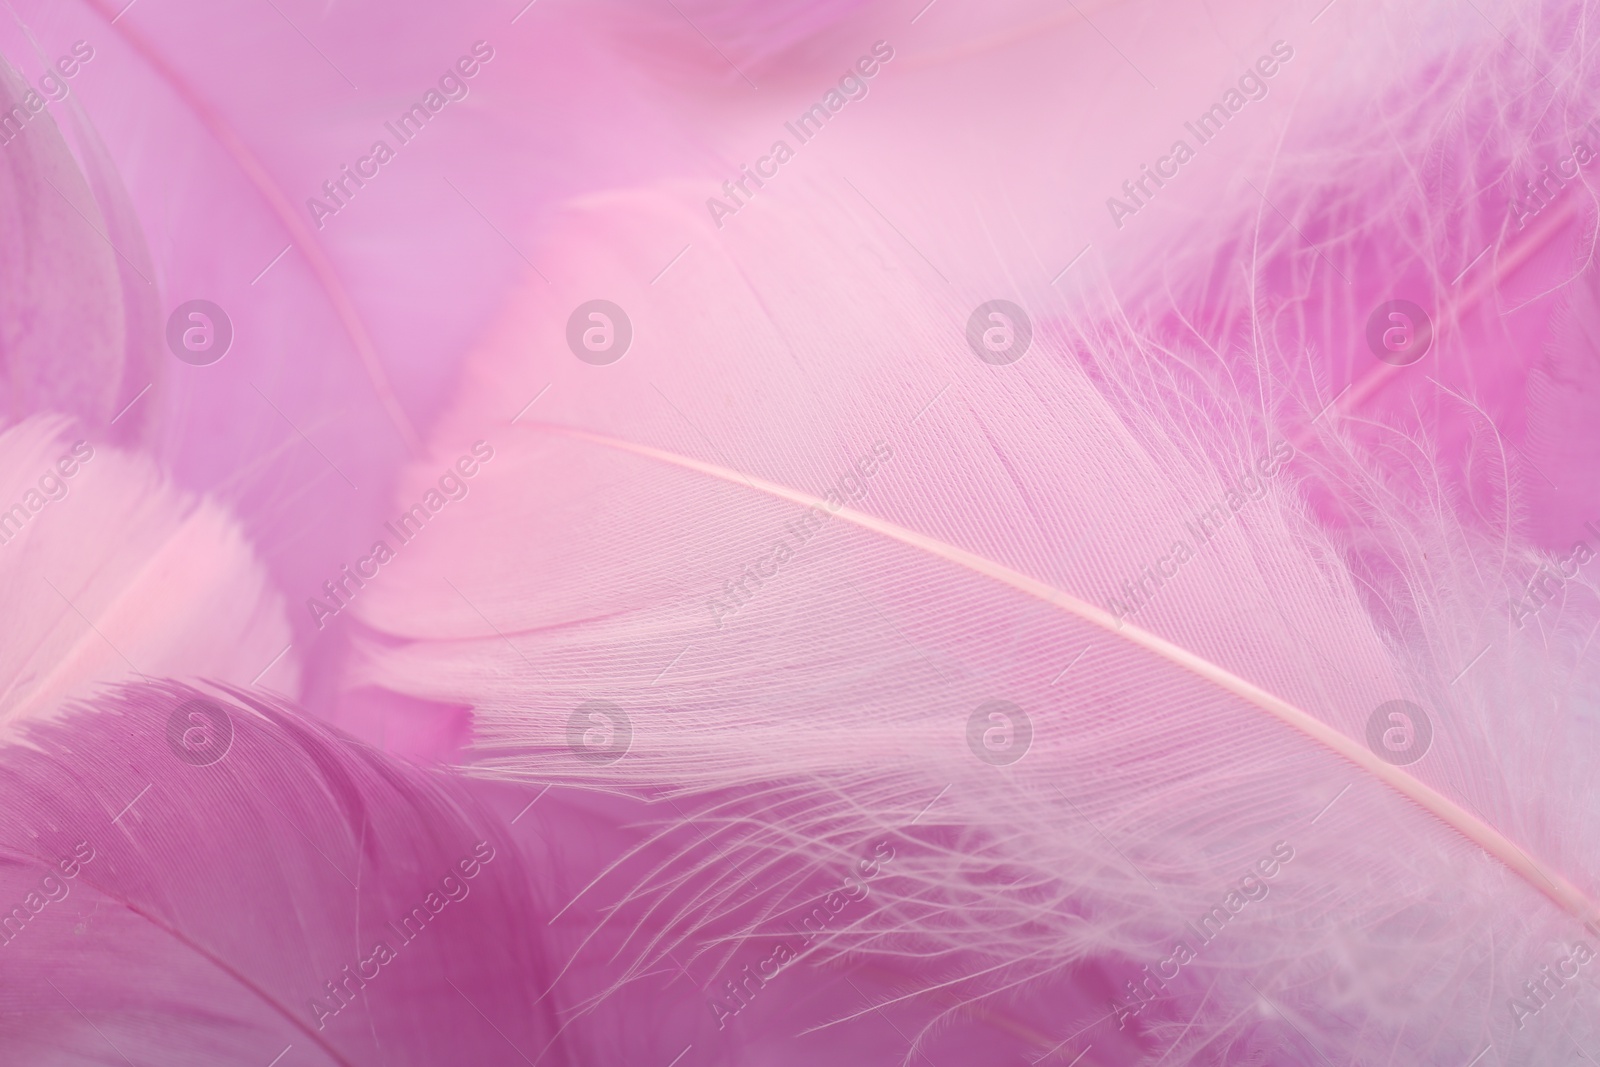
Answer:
[526,418,1600,928]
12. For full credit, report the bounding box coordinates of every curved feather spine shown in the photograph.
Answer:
[526,418,1600,930]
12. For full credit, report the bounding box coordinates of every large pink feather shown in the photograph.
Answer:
[338,3,1600,1064]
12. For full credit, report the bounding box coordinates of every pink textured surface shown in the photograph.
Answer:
[0,0,1598,1063]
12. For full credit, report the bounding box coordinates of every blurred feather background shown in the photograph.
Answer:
[0,0,1597,1063]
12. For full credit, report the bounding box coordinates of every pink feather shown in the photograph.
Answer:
[341,3,1600,1063]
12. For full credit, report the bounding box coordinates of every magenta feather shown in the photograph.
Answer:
[0,681,561,1065]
